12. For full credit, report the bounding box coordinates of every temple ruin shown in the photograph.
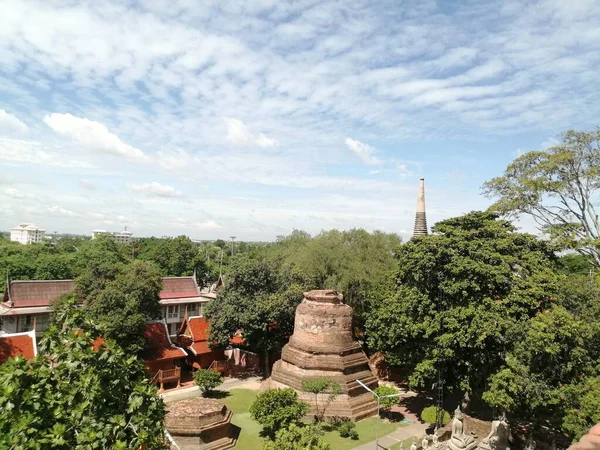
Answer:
[165,398,238,450]
[266,289,379,421]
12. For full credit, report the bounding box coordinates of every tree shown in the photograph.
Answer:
[205,254,303,375]
[483,129,600,268]
[249,388,310,438]
[483,305,600,438]
[194,369,223,397]
[0,297,166,449]
[137,236,211,286]
[302,378,341,422]
[374,385,401,411]
[562,377,600,440]
[77,260,163,354]
[421,406,451,426]
[366,211,560,405]
[263,424,331,450]
[269,229,401,333]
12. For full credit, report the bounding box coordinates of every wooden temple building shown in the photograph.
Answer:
[141,320,187,391]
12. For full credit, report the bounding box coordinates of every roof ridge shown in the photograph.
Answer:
[11,279,75,284]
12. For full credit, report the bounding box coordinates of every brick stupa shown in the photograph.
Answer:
[266,290,379,421]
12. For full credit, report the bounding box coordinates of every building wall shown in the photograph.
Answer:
[10,228,45,244]
[1,313,50,336]
[161,302,208,336]
[91,230,132,245]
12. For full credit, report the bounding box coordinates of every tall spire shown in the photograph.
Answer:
[413,178,428,236]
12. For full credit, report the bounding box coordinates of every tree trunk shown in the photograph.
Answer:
[264,350,270,377]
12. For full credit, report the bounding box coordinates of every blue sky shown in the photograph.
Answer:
[0,0,599,241]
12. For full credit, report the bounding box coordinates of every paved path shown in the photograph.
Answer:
[353,421,429,450]
[161,376,262,403]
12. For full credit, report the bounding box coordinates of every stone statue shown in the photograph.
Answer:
[432,428,440,449]
[448,406,477,450]
[411,438,418,450]
[423,436,429,450]
[477,415,510,450]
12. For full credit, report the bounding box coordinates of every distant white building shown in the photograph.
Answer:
[91,229,132,245]
[10,223,46,244]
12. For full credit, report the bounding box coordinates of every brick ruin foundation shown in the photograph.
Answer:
[265,289,379,421]
[165,398,238,450]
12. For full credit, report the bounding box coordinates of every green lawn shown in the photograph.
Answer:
[220,388,408,450]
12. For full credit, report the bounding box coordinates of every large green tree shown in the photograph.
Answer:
[205,254,303,375]
[483,305,600,440]
[267,229,401,333]
[76,260,163,354]
[0,297,166,449]
[137,236,211,286]
[484,129,600,268]
[366,211,559,404]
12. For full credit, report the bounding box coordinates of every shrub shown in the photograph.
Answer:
[338,421,359,440]
[374,385,401,410]
[194,369,223,396]
[263,424,331,450]
[421,406,451,426]
[302,377,341,421]
[250,388,310,438]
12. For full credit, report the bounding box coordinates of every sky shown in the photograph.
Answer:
[0,0,599,241]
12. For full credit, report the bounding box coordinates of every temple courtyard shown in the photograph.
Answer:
[165,384,417,450]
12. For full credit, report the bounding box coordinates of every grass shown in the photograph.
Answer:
[220,388,408,450]
[322,416,405,449]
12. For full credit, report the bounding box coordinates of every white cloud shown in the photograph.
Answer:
[541,137,560,149]
[130,182,185,198]
[397,164,412,176]
[0,137,95,168]
[3,187,33,199]
[197,220,222,229]
[223,117,279,148]
[43,113,148,162]
[344,138,382,165]
[0,109,27,134]
[78,179,97,190]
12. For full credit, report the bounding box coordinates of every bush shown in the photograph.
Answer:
[338,421,359,440]
[421,406,451,426]
[374,385,401,410]
[194,369,223,396]
[250,388,310,438]
[263,424,331,450]
[302,377,341,421]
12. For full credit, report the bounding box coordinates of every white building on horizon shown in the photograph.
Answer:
[10,223,46,244]
[91,228,133,245]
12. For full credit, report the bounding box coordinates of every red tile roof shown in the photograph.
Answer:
[3,276,202,308]
[141,321,187,362]
[91,336,106,352]
[4,280,74,307]
[191,341,212,355]
[159,277,199,299]
[179,317,212,355]
[188,317,209,341]
[230,330,245,346]
[0,331,37,364]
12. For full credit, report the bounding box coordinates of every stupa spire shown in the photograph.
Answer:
[413,178,428,236]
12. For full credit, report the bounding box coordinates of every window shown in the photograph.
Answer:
[186,303,198,317]
[167,305,179,319]
[18,314,50,332]
[36,314,50,332]
[19,315,32,332]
